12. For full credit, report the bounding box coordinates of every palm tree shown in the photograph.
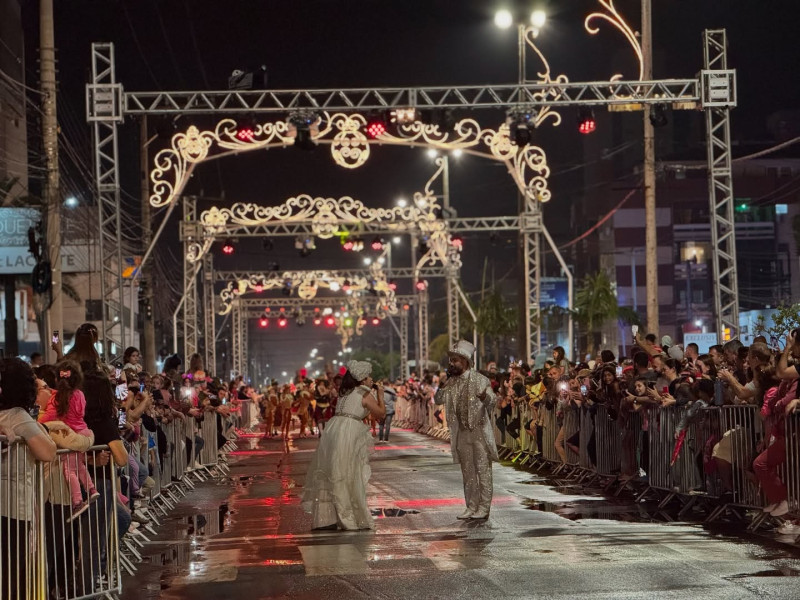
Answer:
[573,270,639,355]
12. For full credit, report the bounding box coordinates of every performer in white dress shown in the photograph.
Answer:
[303,360,386,530]
[434,340,497,519]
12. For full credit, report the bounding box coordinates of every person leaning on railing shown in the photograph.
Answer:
[0,357,58,600]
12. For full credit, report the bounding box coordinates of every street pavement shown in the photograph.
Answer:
[123,428,800,599]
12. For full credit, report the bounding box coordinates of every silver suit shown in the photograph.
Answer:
[435,369,497,514]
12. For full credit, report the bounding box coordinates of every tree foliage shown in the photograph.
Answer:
[753,303,800,346]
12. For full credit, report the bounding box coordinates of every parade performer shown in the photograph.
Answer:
[302,360,385,530]
[434,340,497,519]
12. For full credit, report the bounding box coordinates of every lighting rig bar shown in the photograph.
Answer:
[235,296,416,309]
[180,216,520,241]
[120,79,723,116]
[214,267,447,283]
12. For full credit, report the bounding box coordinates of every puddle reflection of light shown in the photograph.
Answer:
[230,449,314,456]
[395,495,515,509]
[260,559,303,566]
[374,445,426,451]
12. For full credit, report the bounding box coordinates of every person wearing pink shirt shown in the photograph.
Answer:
[39,361,99,519]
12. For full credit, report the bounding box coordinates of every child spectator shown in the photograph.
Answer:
[39,360,99,520]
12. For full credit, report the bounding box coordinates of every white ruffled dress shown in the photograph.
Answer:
[302,385,375,530]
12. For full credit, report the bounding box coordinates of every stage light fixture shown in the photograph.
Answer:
[342,238,354,251]
[365,113,388,139]
[221,239,235,255]
[371,237,384,251]
[371,317,381,326]
[649,103,669,128]
[277,317,288,328]
[390,107,416,124]
[259,317,269,328]
[342,279,351,292]
[450,235,464,250]
[313,317,322,326]
[290,113,318,151]
[254,280,264,293]
[235,116,257,142]
[388,279,397,291]
[415,280,428,291]
[577,108,597,134]
[325,316,336,327]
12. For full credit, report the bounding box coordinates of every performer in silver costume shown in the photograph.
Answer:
[434,340,497,519]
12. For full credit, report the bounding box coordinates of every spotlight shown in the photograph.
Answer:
[402,303,410,311]
[282,281,292,296]
[221,239,235,255]
[296,235,315,257]
[390,107,416,124]
[277,317,288,328]
[254,280,264,293]
[352,238,364,252]
[371,317,381,326]
[342,238,355,251]
[342,279,351,292]
[325,316,336,327]
[494,9,513,29]
[371,237,384,251]
[649,103,669,128]
[259,317,269,328]
[290,113,318,151]
[577,108,596,134]
[450,235,464,250]
[235,116,257,142]
[388,279,397,291]
[313,317,322,326]
[415,280,428,291]
[344,318,353,327]
[508,112,533,147]
[365,112,388,139]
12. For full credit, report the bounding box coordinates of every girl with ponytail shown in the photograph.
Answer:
[39,360,99,519]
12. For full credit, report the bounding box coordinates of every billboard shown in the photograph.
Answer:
[540,277,568,308]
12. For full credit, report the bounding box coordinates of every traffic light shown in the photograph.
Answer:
[577,108,596,134]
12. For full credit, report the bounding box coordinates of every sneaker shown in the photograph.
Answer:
[777,521,800,535]
[770,500,790,517]
[88,489,101,503]
[763,502,778,513]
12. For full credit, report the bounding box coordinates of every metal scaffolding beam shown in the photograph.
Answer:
[122,79,701,115]
[703,30,739,340]
[89,44,125,358]
[213,266,447,282]
[180,216,521,241]
[234,296,417,309]
[183,197,200,360]
[416,289,429,373]
[202,253,216,375]
[399,309,409,379]
[231,302,243,378]
[446,275,459,349]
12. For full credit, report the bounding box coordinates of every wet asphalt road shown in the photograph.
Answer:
[122,428,800,599]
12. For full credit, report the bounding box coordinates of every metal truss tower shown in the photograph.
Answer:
[182,197,200,360]
[88,44,125,358]
[703,30,739,339]
[202,253,216,375]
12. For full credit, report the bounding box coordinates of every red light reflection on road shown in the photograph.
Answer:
[394,496,515,509]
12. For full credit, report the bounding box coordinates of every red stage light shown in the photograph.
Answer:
[236,123,255,142]
[372,317,380,326]
[313,318,322,326]
[388,280,397,291]
[366,120,386,139]
[325,316,336,326]
[450,235,463,250]
[371,237,384,251]
[415,280,428,291]
[254,283,264,293]
[342,239,354,251]
[277,318,288,328]
[577,109,596,135]
[259,318,269,328]
[221,239,235,255]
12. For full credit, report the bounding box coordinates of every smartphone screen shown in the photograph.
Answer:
[52,330,59,344]
[580,385,587,395]
[616,366,623,377]
[115,383,128,400]
[118,411,127,427]
[115,368,121,379]
[140,383,145,393]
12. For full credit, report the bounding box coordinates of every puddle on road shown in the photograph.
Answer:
[522,498,665,523]
[371,507,421,517]
[187,503,232,537]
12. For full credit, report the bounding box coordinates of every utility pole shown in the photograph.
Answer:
[140,116,157,373]
[642,0,658,335]
[40,0,62,361]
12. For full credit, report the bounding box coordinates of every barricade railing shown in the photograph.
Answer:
[787,413,800,514]
[540,404,560,464]
[1,436,47,600]
[563,408,580,466]
[578,408,594,470]
[718,404,764,507]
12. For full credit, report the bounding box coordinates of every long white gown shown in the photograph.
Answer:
[302,385,374,530]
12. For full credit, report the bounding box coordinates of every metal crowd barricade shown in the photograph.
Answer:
[594,405,622,478]
[42,445,122,600]
[1,436,47,600]
[578,408,594,471]
[787,412,800,514]
[563,408,580,467]
[718,404,764,508]
[540,404,560,464]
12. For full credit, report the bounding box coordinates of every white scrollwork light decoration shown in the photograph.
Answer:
[585,0,644,82]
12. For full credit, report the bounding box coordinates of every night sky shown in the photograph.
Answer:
[15,0,800,378]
